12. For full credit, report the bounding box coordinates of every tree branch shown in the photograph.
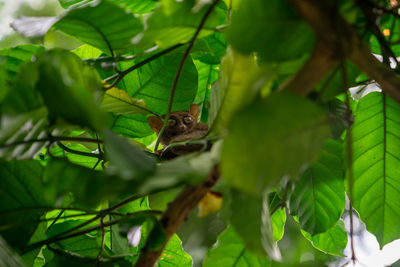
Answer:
[279,41,339,95]
[286,0,400,103]
[135,164,220,267]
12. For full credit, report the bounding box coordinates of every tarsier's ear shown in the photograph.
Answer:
[147,116,163,134]
[189,104,199,121]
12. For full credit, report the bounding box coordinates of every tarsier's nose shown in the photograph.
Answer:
[178,124,187,131]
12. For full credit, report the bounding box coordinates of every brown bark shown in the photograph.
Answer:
[285,0,400,103]
[135,164,220,267]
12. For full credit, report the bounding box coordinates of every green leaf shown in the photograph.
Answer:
[113,0,158,14]
[43,159,140,208]
[349,92,400,246]
[2,62,42,114]
[46,220,100,258]
[0,45,45,83]
[110,114,154,139]
[203,225,271,267]
[0,160,47,249]
[226,0,314,62]
[35,49,106,130]
[53,0,143,55]
[72,44,102,59]
[289,139,345,235]
[221,92,330,195]
[192,33,227,65]
[50,142,102,169]
[115,51,198,115]
[301,220,348,257]
[43,249,132,266]
[230,190,280,260]
[158,234,192,267]
[103,130,156,180]
[0,108,48,160]
[59,0,158,14]
[139,151,217,194]
[101,87,150,115]
[135,0,225,49]
[208,48,269,136]
[315,62,360,102]
[269,193,286,242]
[58,0,90,8]
[193,59,219,120]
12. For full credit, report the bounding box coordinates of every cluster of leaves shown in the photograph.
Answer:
[1,0,400,266]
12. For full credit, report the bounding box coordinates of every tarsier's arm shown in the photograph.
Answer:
[168,122,208,144]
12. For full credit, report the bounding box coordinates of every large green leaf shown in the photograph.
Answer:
[230,190,280,260]
[0,160,47,249]
[208,48,269,136]
[46,220,100,258]
[202,225,270,267]
[115,51,198,115]
[72,44,102,59]
[101,87,150,116]
[135,0,225,49]
[301,220,348,257]
[193,59,219,120]
[139,151,217,194]
[59,0,157,14]
[35,49,106,130]
[110,114,154,139]
[43,159,143,208]
[2,62,42,114]
[158,234,192,267]
[349,92,400,246]
[289,139,345,235]
[0,108,49,160]
[53,0,143,55]
[103,130,156,180]
[221,92,330,195]
[114,0,158,14]
[226,0,314,62]
[0,45,44,83]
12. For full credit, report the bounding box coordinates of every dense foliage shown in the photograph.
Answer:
[1,0,400,266]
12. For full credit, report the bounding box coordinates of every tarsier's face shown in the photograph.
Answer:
[164,111,197,136]
[147,104,208,147]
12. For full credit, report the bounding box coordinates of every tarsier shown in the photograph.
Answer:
[147,104,208,157]
[148,104,221,216]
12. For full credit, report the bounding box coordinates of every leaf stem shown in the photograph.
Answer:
[57,141,104,159]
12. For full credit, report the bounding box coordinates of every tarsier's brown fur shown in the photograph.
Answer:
[147,104,208,155]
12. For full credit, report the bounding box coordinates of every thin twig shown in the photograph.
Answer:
[0,136,103,149]
[46,210,65,233]
[154,0,221,151]
[104,44,184,89]
[57,142,103,159]
[20,194,146,254]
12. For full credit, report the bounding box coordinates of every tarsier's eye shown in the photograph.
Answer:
[183,116,193,124]
[168,119,177,127]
